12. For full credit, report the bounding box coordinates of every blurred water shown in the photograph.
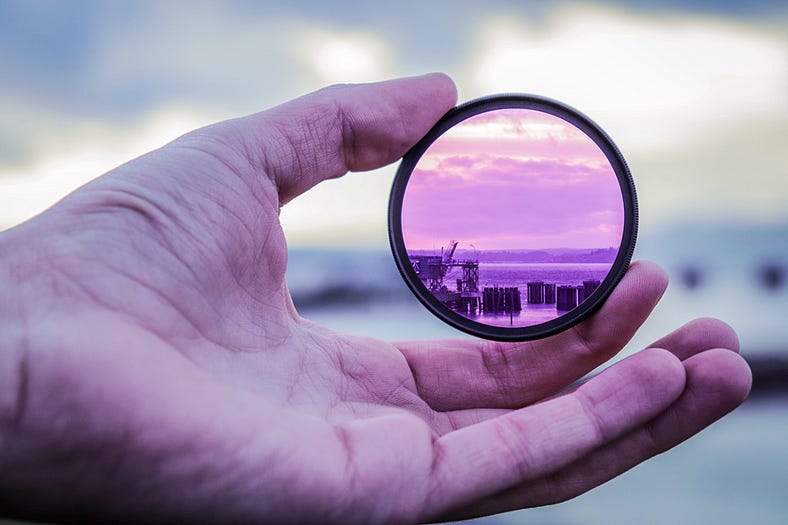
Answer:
[632,227,788,356]
[477,263,611,288]
[288,226,788,357]
[286,226,788,524]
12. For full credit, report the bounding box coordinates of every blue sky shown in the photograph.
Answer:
[1,0,786,245]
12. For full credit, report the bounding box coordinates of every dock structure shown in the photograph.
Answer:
[409,245,602,319]
[576,284,586,304]
[528,281,559,305]
[544,283,556,304]
[527,281,545,304]
[583,280,601,298]
[410,244,485,316]
[441,293,481,314]
[556,285,578,311]
[553,280,602,312]
[482,287,522,313]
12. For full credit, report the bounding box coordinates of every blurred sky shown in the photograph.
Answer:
[0,0,786,247]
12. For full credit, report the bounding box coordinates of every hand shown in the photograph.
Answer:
[0,74,751,524]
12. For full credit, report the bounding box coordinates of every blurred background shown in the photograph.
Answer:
[1,0,786,523]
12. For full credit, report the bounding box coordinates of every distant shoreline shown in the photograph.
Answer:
[408,247,618,264]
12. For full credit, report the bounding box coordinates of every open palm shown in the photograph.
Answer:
[0,74,750,524]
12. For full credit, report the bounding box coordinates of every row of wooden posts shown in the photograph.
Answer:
[477,280,601,313]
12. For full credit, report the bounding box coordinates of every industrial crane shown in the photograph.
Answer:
[410,240,479,293]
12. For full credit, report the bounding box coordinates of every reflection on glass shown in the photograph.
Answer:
[401,108,624,328]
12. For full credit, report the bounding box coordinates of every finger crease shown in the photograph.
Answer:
[573,389,608,444]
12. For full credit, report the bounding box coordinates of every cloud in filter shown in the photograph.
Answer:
[402,108,624,250]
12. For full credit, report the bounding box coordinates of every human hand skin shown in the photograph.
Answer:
[0,73,751,524]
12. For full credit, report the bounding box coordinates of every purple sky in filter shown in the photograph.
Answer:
[402,108,625,251]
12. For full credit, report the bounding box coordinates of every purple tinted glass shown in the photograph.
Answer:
[401,108,625,328]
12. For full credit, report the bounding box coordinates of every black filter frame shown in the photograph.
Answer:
[388,94,638,341]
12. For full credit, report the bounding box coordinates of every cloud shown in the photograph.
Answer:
[297,29,393,84]
[0,2,397,236]
[402,151,624,250]
[0,2,396,171]
[0,1,785,244]
[439,155,478,169]
[634,118,788,231]
[465,4,788,155]
[0,106,214,228]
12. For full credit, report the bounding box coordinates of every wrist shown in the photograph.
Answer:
[0,227,30,428]
[0,224,59,520]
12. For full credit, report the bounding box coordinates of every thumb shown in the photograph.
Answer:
[213,73,457,203]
